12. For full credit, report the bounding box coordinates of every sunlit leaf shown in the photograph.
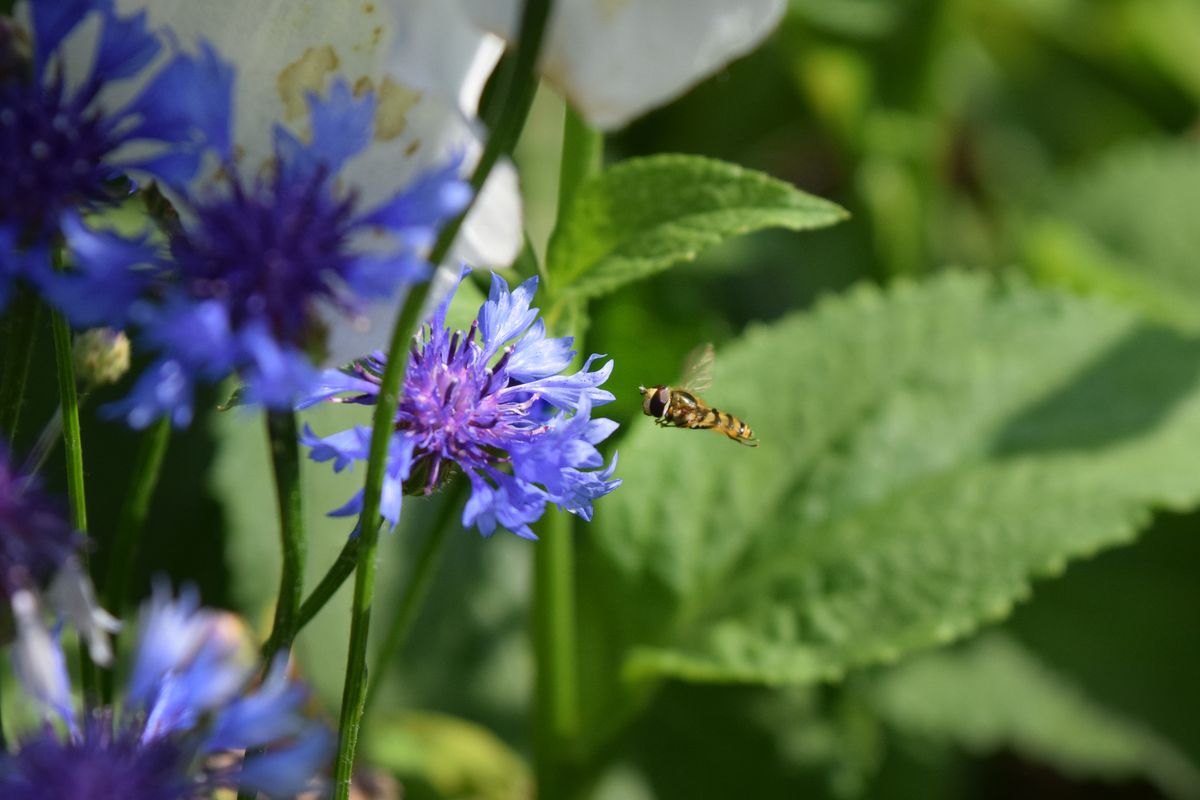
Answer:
[578,271,1200,753]
[545,155,847,304]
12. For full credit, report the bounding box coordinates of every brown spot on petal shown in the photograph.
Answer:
[277,45,340,121]
[404,139,421,157]
[363,2,376,12]
[375,76,422,142]
[353,75,373,97]
[597,0,632,22]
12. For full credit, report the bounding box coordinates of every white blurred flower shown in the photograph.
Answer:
[459,0,787,129]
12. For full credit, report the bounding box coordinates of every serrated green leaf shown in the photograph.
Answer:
[578,272,1200,752]
[1028,140,1200,329]
[545,155,847,304]
[873,634,1200,799]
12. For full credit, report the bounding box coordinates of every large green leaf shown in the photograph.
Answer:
[1026,139,1200,329]
[578,271,1200,752]
[873,634,1200,799]
[545,155,847,303]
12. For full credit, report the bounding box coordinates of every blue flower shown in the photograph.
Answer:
[0,2,232,314]
[300,271,621,539]
[98,79,471,429]
[0,585,331,799]
[0,440,117,682]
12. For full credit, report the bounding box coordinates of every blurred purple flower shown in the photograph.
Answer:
[300,271,621,539]
[0,441,117,681]
[0,584,330,799]
[94,80,472,429]
[1,0,231,316]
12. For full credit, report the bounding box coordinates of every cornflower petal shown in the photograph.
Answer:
[303,270,620,538]
[479,273,539,360]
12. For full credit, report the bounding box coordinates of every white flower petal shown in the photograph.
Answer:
[10,590,76,727]
[46,556,121,666]
[461,0,787,129]
[452,157,523,268]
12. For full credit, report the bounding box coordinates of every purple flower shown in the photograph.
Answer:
[0,585,330,799]
[0,441,117,683]
[97,79,471,429]
[300,271,621,539]
[0,1,232,316]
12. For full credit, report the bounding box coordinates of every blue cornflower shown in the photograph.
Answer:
[94,79,472,428]
[0,1,232,313]
[0,440,117,679]
[1,584,331,799]
[300,271,621,539]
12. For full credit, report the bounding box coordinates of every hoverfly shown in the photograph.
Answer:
[638,343,758,446]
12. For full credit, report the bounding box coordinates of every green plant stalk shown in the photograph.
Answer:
[534,105,604,799]
[262,410,306,659]
[330,2,552,794]
[50,309,96,699]
[99,417,170,704]
[0,296,40,444]
[294,536,360,633]
[364,482,467,709]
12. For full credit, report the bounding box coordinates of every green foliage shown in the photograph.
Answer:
[364,712,531,800]
[873,634,1200,798]
[545,154,847,305]
[1027,140,1200,329]
[577,272,1200,756]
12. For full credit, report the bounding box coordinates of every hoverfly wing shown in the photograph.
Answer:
[679,342,715,394]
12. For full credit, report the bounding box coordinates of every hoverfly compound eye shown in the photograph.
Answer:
[651,386,670,419]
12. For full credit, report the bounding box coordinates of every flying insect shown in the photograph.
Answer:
[638,343,758,446]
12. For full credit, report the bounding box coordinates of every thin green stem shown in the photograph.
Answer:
[555,106,603,224]
[262,410,306,660]
[99,418,170,704]
[331,2,552,794]
[534,509,581,797]
[364,483,466,708]
[534,101,604,800]
[0,296,41,445]
[293,536,361,635]
[25,401,63,474]
[50,309,96,699]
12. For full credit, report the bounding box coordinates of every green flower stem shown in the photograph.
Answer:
[0,295,40,444]
[294,536,360,634]
[555,106,603,223]
[50,308,96,699]
[533,509,581,797]
[331,2,552,794]
[364,482,467,709]
[535,103,604,800]
[262,410,307,660]
[99,417,171,704]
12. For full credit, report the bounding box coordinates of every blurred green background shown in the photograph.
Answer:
[8,0,1200,797]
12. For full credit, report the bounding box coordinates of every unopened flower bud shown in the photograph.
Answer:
[73,328,131,388]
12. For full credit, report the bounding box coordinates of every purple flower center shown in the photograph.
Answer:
[391,322,539,493]
[1,718,190,800]
[170,167,358,345]
[0,73,118,239]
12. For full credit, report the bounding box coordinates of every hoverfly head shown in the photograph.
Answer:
[639,385,670,419]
